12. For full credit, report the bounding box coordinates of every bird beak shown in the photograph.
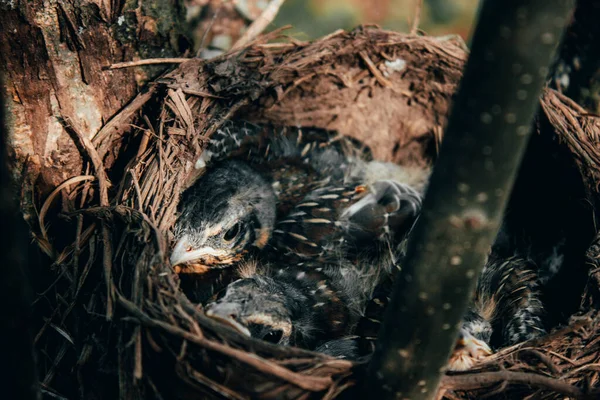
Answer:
[205,305,251,337]
[170,237,194,267]
[170,236,230,270]
[447,329,493,371]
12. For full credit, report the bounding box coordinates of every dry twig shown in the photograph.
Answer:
[231,0,286,51]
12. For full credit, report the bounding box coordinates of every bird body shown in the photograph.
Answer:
[205,255,391,350]
[270,178,422,264]
[175,122,548,368]
[352,252,546,370]
[171,120,427,274]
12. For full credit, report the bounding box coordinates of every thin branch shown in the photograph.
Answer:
[38,175,95,247]
[231,0,286,51]
[441,370,589,398]
[92,85,157,158]
[411,0,423,35]
[364,1,575,399]
[116,294,334,392]
[108,58,191,70]
[359,51,392,87]
[59,118,110,206]
[196,1,226,57]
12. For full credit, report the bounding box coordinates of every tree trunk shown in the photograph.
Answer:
[0,0,190,196]
[0,77,40,400]
[0,1,190,398]
[364,1,575,399]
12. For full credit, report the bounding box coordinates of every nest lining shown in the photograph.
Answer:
[28,26,600,399]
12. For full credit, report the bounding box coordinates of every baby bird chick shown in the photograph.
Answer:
[353,252,546,370]
[171,160,276,272]
[204,259,385,350]
[271,177,422,263]
[171,121,429,274]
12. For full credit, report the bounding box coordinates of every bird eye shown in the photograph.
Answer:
[262,329,283,344]
[223,222,241,242]
[186,245,193,252]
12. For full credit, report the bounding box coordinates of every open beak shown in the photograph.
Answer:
[456,329,492,357]
[448,329,493,371]
[205,306,251,337]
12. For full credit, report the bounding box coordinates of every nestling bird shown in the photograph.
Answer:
[353,251,546,370]
[204,256,390,350]
[171,160,276,272]
[171,120,428,273]
[269,178,422,264]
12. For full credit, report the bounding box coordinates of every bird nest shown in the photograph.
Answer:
[28,26,600,399]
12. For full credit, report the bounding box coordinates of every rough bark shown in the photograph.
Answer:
[364,1,575,399]
[0,77,40,400]
[551,0,600,112]
[0,0,191,195]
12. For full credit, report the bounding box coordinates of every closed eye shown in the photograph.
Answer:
[223,222,241,242]
[262,329,283,344]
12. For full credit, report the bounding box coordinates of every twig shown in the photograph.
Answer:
[359,51,392,87]
[560,363,600,379]
[520,349,560,376]
[136,115,154,160]
[178,362,247,400]
[181,88,226,99]
[108,58,191,70]
[93,85,157,157]
[196,1,226,57]
[116,294,334,392]
[440,371,587,398]
[411,0,423,35]
[129,169,144,213]
[39,175,96,246]
[101,223,114,320]
[231,0,286,51]
[59,117,111,207]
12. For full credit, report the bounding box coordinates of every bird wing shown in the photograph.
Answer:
[270,179,422,263]
[198,120,368,171]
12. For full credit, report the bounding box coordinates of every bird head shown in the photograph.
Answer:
[205,275,295,345]
[204,266,354,349]
[171,161,276,271]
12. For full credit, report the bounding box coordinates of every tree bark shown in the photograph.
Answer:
[0,1,190,398]
[0,0,191,195]
[364,1,575,399]
[0,77,40,400]
[551,0,600,112]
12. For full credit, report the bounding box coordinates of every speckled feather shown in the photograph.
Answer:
[173,120,427,272]
[353,252,546,360]
[205,259,386,350]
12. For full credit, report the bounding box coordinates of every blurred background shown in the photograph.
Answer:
[273,0,480,40]
[187,0,481,54]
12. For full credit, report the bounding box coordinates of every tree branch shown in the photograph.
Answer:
[364,1,575,399]
[550,0,600,112]
[440,371,590,398]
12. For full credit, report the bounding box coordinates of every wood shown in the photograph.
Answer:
[551,0,600,112]
[364,1,576,399]
[0,76,40,399]
[0,0,191,194]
